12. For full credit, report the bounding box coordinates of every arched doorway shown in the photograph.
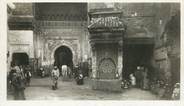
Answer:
[54,46,73,70]
[123,44,154,79]
[11,52,29,66]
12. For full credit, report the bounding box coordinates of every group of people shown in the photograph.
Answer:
[50,64,84,90]
[74,64,84,85]
[134,66,149,89]
[122,66,149,90]
[8,64,32,100]
[8,64,81,99]
[49,61,90,89]
[60,65,72,79]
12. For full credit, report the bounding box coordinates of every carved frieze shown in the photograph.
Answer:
[47,39,78,52]
[89,16,124,29]
[35,21,87,29]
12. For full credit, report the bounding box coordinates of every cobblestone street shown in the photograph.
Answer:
[8,77,160,100]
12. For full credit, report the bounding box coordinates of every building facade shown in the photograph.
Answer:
[7,3,180,92]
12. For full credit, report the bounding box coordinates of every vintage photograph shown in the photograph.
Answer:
[7,2,180,100]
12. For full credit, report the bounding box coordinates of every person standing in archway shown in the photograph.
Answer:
[142,67,149,90]
[67,66,72,78]
[134,66,143,88]
[51,66,60,90]
[61,65,67,80]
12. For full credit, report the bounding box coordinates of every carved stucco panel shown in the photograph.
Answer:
[10,44,30,55]
[95,44,118,79]
[98,58,116,79]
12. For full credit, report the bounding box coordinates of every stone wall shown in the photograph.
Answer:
[7,30,34,71]
[152,3,180,85]
[33,3,89,68]
[34,21,90,67]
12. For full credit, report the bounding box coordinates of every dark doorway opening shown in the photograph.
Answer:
[123,44,154,79]
[54,46,73,70]
[12,53,29,66]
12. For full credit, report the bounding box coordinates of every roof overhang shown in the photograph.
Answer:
[8,16,33,30]
[88,10,125,33]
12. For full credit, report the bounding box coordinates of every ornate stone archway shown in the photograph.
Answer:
[49,39,79,66]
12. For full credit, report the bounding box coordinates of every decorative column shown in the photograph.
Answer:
[33,28,38,59]
[118,41,123,80]
[91,43,97,79]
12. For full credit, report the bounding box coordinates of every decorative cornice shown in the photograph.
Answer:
[34,20,87,29]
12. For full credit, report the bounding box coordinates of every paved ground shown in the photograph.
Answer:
[7,77,160,100]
